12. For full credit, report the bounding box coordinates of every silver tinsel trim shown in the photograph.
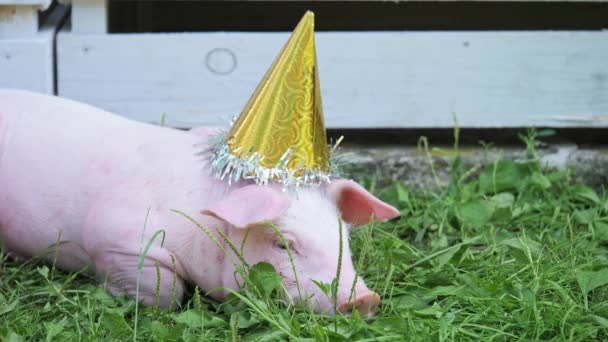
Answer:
[206,132,348,189]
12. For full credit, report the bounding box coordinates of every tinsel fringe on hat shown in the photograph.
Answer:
[206,131,348,189]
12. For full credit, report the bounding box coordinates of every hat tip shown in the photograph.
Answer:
[303,10,314,21]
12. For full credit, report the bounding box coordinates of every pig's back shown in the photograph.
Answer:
[0,90,208,266]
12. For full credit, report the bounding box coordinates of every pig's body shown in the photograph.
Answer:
[0,89,399,314]
[0,89,228,306]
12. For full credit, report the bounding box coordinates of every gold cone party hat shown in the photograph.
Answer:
[210,11,340,187]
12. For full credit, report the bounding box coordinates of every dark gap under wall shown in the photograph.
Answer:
[109,1,608,33]
[327,128,608,146]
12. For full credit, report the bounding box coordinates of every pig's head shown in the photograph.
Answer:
[201,179,400,316]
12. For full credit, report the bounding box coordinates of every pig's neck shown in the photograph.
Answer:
[172,179,244,300]
[177,220,229,300]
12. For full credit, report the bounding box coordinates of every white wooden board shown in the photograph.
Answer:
[66,0,108,34]
[0,35,53,92]
[57,31,608,128]
[0,5,66,93]
[0,1,51,37]
[0,0,50,9]
[0,5,39,37]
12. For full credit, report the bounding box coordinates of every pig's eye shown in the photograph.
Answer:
[275,240,294,251]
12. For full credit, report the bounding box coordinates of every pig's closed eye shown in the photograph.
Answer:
[275,240,294,251]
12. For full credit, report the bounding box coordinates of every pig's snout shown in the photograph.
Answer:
[338,291,381,317]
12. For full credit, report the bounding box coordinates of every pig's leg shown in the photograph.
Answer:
[83,205,185,307]
[94,248,185,307]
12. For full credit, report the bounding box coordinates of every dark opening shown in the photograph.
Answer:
[109,1,608,33]
[327,128,608,146]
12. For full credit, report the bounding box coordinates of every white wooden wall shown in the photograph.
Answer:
[3,0,608,128]
[0,0,65,94]
[57,30,608,128]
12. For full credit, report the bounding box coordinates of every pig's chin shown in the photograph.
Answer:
[283,286,381,317]
[281,287,336,314]
[308,297,338,315]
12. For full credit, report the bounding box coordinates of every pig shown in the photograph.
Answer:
[0,89,400,315]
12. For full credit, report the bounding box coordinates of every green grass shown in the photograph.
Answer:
[2,131,608,341]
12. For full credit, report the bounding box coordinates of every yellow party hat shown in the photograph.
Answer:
[210,11,341,187]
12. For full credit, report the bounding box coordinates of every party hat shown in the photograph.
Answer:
[210,11,341,187]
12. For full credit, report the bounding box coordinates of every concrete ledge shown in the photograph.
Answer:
[341,144,608,190]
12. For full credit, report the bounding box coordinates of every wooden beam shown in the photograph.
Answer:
[0,4,68,93]
[57,31,608,128]
[0,0,50,8]
[0,5,38,37]
[68,0,108,34]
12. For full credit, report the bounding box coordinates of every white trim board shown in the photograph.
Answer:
[0,0,52,37]
[0,1,51,9]
[66,0,108,34]
[0,5,67,93]
[0,35,53,92]
[57,30,608,128]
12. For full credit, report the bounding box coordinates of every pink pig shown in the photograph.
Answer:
[0,89,399,315]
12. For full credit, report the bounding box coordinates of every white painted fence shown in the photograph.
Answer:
[57,30,608,128]
[3,0,608,128]
[0,0,66,93]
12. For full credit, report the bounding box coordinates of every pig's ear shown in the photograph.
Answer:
[201,185,290,229]
[325,179,400,226]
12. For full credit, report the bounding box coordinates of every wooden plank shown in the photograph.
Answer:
[0,36,52,92]
[68,0,108,33]
[0,0,51,37]
[0,5,38,37]
[0,4,67,93]
[0,0,50,9]
[57,31,608,128]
